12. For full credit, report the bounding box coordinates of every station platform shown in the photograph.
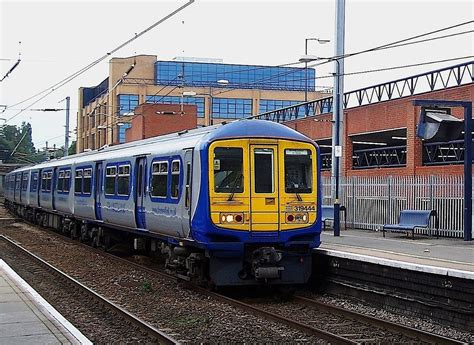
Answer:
[0,259,91,344]
[317,228,474,279]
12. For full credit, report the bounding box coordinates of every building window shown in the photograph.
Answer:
[155,61,315,92]
[212,98,252,119]
[118,94,139,115]
[118,123,131,144]
[146,95,205,118]
[151,161,168,198]
[259,99,305,116]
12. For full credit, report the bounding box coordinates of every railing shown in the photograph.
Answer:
[322,175,468,238]
[423,139,474,165]
[253,61,473,122]
[353,145,406,169]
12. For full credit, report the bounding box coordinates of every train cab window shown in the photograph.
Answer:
[75,169,83,194]
[105,167,116,195]
[151,161,168,198]
[64,170,71,192]
[117,165,130,196]
[284,149,312,194]
[83,168,92,194]
[254,148,274,193]
[171,160,180,199]
[213,147,243,193]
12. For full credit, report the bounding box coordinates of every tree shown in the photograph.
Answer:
[0,122,45,164]
[68,141,77,155]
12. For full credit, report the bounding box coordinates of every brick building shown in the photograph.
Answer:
[256,61,473,177]
[124,103,197,143]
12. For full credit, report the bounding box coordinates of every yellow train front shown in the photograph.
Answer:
[192,120,322,286]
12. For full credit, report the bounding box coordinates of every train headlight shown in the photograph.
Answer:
[220,213,244,224]
[286,212,309,223]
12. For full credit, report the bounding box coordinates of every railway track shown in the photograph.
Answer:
[0,235,178,345]
[2,217,466,344]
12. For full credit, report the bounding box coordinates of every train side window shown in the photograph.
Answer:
[117,165,130,196]
[213,147,243,193]
[254,148,274,193]
[57,171,64,192]
[284,149,312,194]
[22,174,29,191]
[46,172,52,192]
[171,160,180,199]
[83,168,92,195]
[64,170,71,192]
[105,166,116,195]
[151,161,168,198]
[41,173,46,192]
[30,173,36,192]
[185,162,191,209]
[75,169,83,194]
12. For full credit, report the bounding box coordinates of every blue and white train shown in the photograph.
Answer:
[5,120,322,286]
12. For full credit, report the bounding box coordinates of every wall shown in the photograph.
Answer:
[125,103,198,142]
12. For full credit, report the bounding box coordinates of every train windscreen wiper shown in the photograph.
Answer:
[227,173,243,201]
[287,176,303,201]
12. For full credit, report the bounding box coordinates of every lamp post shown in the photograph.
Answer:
[304,38,330,108]
[183,79,229,125]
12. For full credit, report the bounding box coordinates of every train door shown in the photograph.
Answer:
[94,162,103,221]
[52,168,57,210]
[134,157,147,229]
[181,149,193,236]
[249,144,280,234]
[37,169,42,207]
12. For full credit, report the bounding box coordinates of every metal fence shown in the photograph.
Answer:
[322,175,470,238]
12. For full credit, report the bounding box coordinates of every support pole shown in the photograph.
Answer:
[64,96,70,157]
[464,103,472,241]
[332,0,345,236]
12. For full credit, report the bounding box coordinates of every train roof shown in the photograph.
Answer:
[7,120,315,174]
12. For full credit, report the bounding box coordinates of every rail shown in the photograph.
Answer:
[0,235,178,345]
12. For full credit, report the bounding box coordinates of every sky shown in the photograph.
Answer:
[0,0,472,150]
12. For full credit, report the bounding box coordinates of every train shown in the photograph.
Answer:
[4,119,322,286]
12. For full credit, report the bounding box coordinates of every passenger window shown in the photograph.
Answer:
[117,165,130,196]
[151,161,168,198]
[171,160,180,199]
[64,170,71,192]
[284,149,312,193]
[57,171,64,192]
[185,162,191,209]
[75,169,83,194]
[213,147,243,193]
[83,168,92,194]
[46,172,52,192]
[105,166,116,195]
[254,148,274,193]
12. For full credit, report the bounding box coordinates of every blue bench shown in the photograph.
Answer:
[322,205,346,230]
[383,210,438,239]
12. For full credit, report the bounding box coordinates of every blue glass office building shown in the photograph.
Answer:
[155,61,315,91]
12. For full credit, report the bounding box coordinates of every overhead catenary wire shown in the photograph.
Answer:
[3,0,195,123]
